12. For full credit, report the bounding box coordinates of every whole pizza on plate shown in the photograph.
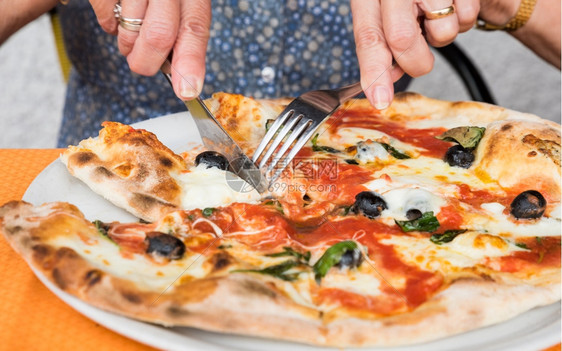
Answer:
[0,92,559,347]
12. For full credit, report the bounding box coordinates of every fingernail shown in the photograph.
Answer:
[372,86,390,110]
[180,76,199,99]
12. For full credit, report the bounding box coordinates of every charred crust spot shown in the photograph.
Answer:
[167,306,190,317]
[131,193,174,211]
[528,151,537,157]
[478,273,495,281]
[84,270,102,287]
[32,245,52,261]
[136,165,149,181]
[121,291,142,304]
[74,151,96,165]
[501,124,513,131]
[95,166,114,178]
[211,251,232,272]
[159,157,174,168]
[52,268,66,290]
[56,247,79,260]
[240,279,277,299]
[393,91,420,102]
[127,136,149,147]
[522,134,561,167]
[5,225,22,235]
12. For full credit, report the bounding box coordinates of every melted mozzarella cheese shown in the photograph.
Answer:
[50,236,209,290]
[326,127,422,154]
[368,156,503,195]
[172,165,261,210]
[380,187,446,220]
[355,141,390,163]
[381,231,526,272]
[471,202,561,237]
[406,115,487,129]
[320,270,382,296]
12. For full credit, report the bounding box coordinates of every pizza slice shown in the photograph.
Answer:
[0,194,559,346]
[61,121,261,222]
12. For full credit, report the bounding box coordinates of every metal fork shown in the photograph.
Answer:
[253,82,363,183]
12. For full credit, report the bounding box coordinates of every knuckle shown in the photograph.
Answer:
[362,62,392,79]
[386,26,417,52]
[457,3,480,31]
[98,17,117,34]
[118,32,137,50]
[143,22,176,50]
[181,18,211,40]
[429,23,458,47]
[458,2,480,23]
[354,25,386,51]
[127,56,157,76]
[409,56,434,77]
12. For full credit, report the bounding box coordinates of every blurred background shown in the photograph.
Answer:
[0,14,560,148]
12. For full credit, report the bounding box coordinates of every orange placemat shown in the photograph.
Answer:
[0,149,156,351]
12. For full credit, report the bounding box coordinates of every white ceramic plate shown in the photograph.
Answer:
[23,114,561,351]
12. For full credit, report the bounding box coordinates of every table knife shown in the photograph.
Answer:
[161,59,267,194]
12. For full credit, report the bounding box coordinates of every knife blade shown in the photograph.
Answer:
[161,59,267,194]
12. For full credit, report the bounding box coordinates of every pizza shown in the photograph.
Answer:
[0,92,560,347]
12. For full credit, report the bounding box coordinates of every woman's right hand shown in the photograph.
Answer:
[90,0,211,100]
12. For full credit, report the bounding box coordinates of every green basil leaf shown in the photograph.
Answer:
[93,220,117,245]
[264,200,284,214]
[345,159,359,165]
[430,229,467,245]
[340,205,352,216]
[265,119,275,132]
[202,208,215,217]
[395,211,440,232]
[379,142,410,159]
[232,260,300,281]
[536,236,543,245]
[93,220,109,237]
[313,241,358,283]
[515,242,529,250]
[266,247,311,263]
[311,133,340,153]
[436,126,486,149]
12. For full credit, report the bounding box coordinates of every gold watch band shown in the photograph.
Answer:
[477,0,537,31]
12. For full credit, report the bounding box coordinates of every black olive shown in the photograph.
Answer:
[510,190,547,219]
[444,145,474,168]
[195,151,229,170]
[337,248,363,269]
[406,208,423,220]
[352,191,387,219]
[145,232,186,260]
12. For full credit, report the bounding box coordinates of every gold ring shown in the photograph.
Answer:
[425,5,456,20]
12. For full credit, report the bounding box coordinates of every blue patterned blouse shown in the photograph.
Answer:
[57,0,407,147]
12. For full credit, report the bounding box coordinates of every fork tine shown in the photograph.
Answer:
[268,124,317,184]
[266,118,313,173]
[252,109,294,163]
[257,114,303,169]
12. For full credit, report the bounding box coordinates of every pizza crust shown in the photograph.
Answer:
[474,120,561,202]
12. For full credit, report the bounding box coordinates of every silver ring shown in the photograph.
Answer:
[113,3,144,32]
